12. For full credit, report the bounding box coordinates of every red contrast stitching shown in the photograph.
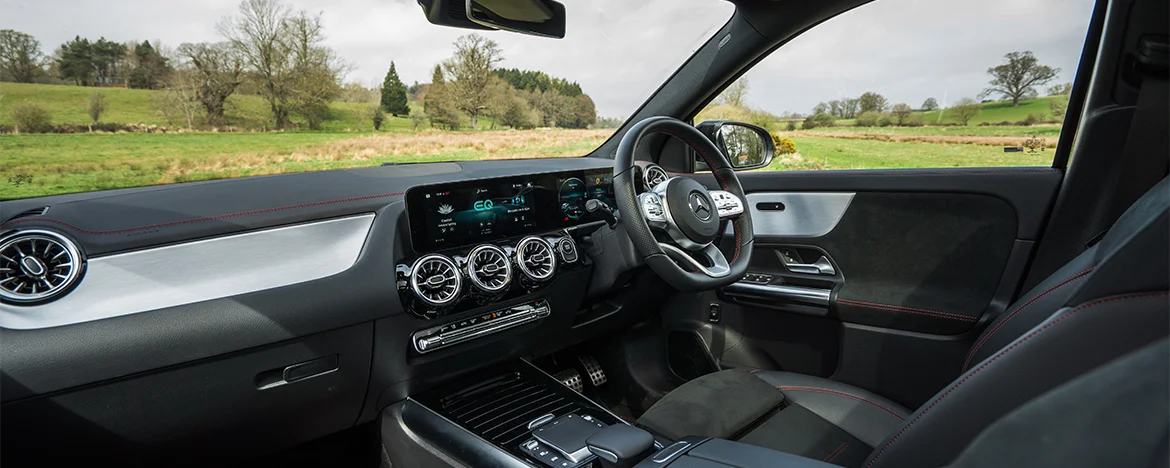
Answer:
[0,191,405,235]
[837,299,977,322]
[776,386,905,421]
[962,266,1096,371]
[655,129,729,190]
[864,292,1170,468]
[823,442,849,463]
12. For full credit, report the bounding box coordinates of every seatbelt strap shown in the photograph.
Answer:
[1086,76,1168,248]
[1104,75,1170,228]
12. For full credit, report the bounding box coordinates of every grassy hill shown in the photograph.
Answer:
[921,96,1064,125]
[0,82,439,132]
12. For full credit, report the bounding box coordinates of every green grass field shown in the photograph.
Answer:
[0,82,443,132]
[0,130,608,198]
[794,124,1062,138]
[771,136,1053,171]
[921,96,1063,125]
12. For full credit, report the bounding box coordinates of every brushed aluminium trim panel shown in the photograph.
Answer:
[0,214,374,330]
[725,193,855,238]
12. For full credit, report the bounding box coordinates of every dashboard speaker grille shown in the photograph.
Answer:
[0,230,84,304]
[432,371,583,447]
[410,254,461,307]
[515,236,556,281]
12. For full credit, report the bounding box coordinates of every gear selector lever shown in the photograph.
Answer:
[586,425,655,468]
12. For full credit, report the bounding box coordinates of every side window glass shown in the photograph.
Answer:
[696,0,1095,171]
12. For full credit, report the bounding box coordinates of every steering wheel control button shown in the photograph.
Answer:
[710,190,745,218]
[639,193,667,224]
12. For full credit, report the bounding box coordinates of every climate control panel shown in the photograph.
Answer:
[411,299,550,354]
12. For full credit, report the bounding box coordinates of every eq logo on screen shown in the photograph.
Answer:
[474,199,495,211]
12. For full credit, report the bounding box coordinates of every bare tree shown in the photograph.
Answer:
[154,69,204,130]
[443,34,504,129]
[220,0,294,129]
[284,10,345,129]
[0,30,43,83]
[840,98,860,119]
[719,78,749,108]
[177,42,243,126]
[951,98,982,126]
[981,51,1059,107]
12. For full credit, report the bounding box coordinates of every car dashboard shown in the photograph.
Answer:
[0,156,673,460]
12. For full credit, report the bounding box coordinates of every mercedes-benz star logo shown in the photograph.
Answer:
[689,193,712,220]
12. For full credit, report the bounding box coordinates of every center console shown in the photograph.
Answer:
[403,361,628,468]
[381,360,841,468]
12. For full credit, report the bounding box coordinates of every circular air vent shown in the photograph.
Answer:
[643,164,669,190]
[410,254,462,307]
[0,230,85,305]
[515,236,556,281]
[466,245,511,293]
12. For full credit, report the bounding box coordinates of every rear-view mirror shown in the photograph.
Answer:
[696,120,776,171]
[418,0,567,39]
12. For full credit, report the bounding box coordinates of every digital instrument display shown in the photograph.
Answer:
[407,169,615,252]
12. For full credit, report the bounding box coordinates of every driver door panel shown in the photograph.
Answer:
[670,168,1059,407]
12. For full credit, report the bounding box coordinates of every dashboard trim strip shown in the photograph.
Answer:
[0,214,375,330]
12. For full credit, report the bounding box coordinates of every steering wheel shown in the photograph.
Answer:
[612,116,754,290]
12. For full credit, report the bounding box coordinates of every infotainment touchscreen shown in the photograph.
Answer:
[406,169,615,252]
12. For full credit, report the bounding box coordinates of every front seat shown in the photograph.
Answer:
[636,177,1170,468]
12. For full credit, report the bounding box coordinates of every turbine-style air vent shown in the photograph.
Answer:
[410,254,462,307]
[643,165,669,190]
[467,245,511,293]
[515,236,556,281]
[0,230,84,305]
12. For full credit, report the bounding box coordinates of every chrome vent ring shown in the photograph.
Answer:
[410,254,461,307]
[643,164,669,190]
[467,244,511,293]
[515,236,556,281]
[0,230,85,304]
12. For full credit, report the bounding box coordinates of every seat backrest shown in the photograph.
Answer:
[948,338,1169,468]
[961,176,1170,372]
[863,178,1170,468]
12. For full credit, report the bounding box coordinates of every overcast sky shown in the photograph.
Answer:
[2,0,1095,117]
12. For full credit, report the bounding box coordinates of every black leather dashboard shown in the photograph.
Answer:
[0,157,665,461]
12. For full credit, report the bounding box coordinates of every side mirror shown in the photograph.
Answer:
[695,120,775,171]
[418,0,567,39]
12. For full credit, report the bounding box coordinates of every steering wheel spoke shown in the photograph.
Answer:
[710,190,745,219]
[658,242,731,278]
[613,116,753,290]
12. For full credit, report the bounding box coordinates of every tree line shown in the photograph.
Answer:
[796,51,1067,128]
[417,34,595,131]
[0,1,597,132]
[1,30,172,90]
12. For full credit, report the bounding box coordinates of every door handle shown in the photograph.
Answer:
[785,255,835,276]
